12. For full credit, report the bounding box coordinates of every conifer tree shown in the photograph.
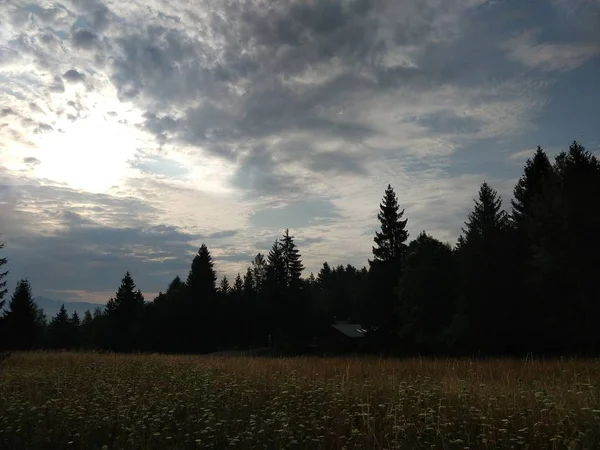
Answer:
[251,253,267,294]
[281,229,304,289]
[219,276,231,295]
[266,241,286,290]
[106,272,145,351]
[511,147,552,227]
[0,239,7,310]
[371,184,409,265]
[455,182,512,354]
[366,185,409,351]
[4,279,39,350]
[187,244,217,298]
[232,273,244,294]
[243,268,255,296]
[166,275,184,295]
[49,305,71,349]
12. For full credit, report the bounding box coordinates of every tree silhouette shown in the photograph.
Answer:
[187,244,217,298]
[371,184,409,264]
[49,305,72,349]
[281,229,304,289]
[0,239,8,353]
[106,272,145,352]
[0,239,7,309]
[396,232,458,354]
[367,184,409,352]
[4,279,39,350]
[455,182,513,354]
[219,276,231,295]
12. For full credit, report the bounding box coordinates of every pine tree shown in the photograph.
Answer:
[187,244,217,298]
[70,311,81,349]
[266,241,286,290]
[0,239,7,353]
[232,273,244,294]
[49,305,71,349]
[243,268,255,296]
[4,279,39,350]
[106,272,145,351]
[455,182,512,354]
[365,185,409,350]
[251,253,267,294]
[219,276,231,295]
[371,184,409,265]
[281,229,304,289]
[511,147,552,227]
[0,239,7,310]
[166,275,184,295]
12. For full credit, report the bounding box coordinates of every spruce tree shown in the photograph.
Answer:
[232,273,244,294]
[511,147,552,227]
[4,279,39,350]
[366,184,409,351]
[281,229,304,289]
[0,239,7,353]
[219,276,231,295]
[455,182,512,354]
[266,241,286,290]
[187,244,217,298]
[166,275,184,295]
[0,239,7,309]
[243,268,255,296]
[49,305,71,349]
[106,272,145,351]
[371,184,409,265]
[251,253,267,294]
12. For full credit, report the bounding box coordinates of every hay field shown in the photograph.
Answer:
[0,352,599,449]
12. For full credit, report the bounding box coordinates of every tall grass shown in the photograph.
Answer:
[0,352,599,449]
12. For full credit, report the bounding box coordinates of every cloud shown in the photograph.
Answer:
[0,0,599,300]
[63,69,86,83]
[23,156,41,166]
[72,29,98,49]
[503,31,600,71]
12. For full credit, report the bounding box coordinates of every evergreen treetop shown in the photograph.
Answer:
[371,184,409,265]
[187,244,217,297]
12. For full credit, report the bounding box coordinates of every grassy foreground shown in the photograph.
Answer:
[0,353,599,449]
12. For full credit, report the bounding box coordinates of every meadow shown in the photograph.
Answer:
[0,353,599,449]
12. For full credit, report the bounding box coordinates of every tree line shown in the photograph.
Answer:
[1,141,599,356]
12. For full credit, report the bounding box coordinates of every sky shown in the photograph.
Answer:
[1,0,599,305]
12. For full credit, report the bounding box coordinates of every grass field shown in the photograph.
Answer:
[0,353,599,449]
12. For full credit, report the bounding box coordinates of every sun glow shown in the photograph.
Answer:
[30,106,145,194]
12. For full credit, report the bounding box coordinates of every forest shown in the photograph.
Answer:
[1,141,599,356]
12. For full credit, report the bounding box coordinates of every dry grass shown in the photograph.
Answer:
[0,352,599,449]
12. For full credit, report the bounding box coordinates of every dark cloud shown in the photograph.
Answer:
[250,199,340,229]
[72,29,98,49]
[23,157,41,166]
[0,180,198,297]
[33,123,53,134]
[1,108,16,117]
[49,75,65,93]
[63,69,86,83]
[205,230,239,240]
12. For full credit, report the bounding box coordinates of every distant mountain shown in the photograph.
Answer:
[33,296,105,320]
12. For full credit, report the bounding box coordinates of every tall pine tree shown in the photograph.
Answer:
[281,229,304,290]
[106,272,145,352]
[49,305,72,349]
[4,279,39,350]
[455,182,513,355]
[367,184,409,352]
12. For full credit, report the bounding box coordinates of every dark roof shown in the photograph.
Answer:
[331,323,366,338]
